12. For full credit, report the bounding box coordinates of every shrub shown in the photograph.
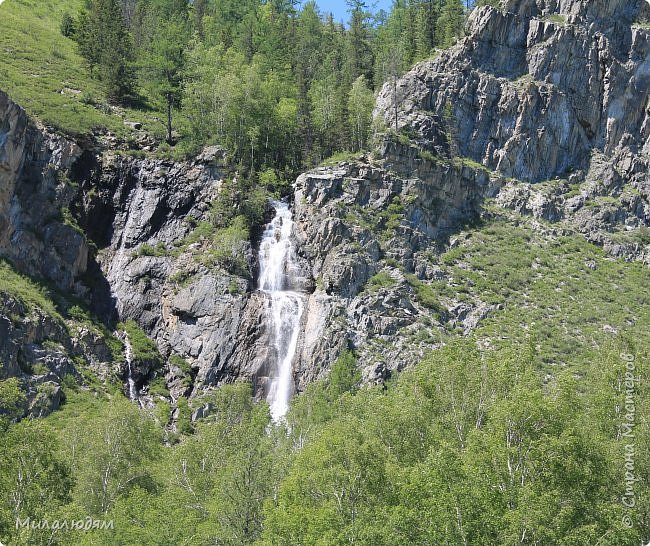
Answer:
[405,274,445,315]
[366,271,397,292]
[60,12,75,37]
[136,242,168,257]
[121,320,161,365]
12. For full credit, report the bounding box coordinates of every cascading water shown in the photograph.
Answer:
[123,334,138,401]
[258,200,306,422]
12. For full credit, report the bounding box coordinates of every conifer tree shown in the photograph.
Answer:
[438,0,465,48]
[75,0,135,102]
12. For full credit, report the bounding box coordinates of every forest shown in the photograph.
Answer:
[1,336,647,544]
[64,0,488,173]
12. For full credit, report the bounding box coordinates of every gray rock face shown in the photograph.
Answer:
[288,143,503,383]
[0,91,88,292]
[73,150,263,398]
[3,0,650,411]
[376,0,650,183]
[291,0,650,381]
[495,148,650,263]
[0,290,117,418]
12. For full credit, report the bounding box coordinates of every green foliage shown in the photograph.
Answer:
[261,339,649,544]
[148,374,169,399]
[634,17,650,29]
[0,0,141,136]
[175,396,193,435]
[405,273,444,314]
[0,259,64,324]
[417,148,439,162]
[169,354,192,377]
[60,12,75,37]
[210,176,270,229]
[121,320,161,366]
[57,207,83,236]
[328,349,361,398]
[366,270,397,291]
[438,213,650,372]
[475,0,501,7]
[63,397,162,514]
[1,332,647,544]
[0,420,72,543]
[74,0,136,102]
[201,216,251,277]
[136,242,168,257]
[175,220,215,249]
[543,13,568,25]
[0,0,483,165]
[378,196,405,235]
[320,150,360,166]
[348,75,375,151]
[0,377,27,428]
[438,0,466,48]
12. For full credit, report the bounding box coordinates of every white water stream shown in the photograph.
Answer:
[258,201,305,422]
[123,334,138,401]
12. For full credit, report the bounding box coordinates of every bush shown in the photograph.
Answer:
[0,260,64,324]
[121,320,161,366]
[136,242,168,257]
[328,349,361,398]
[366,271,397,291]
[201,216,251,277]
[405,274,445,315]
[60,12,75,37]
[210,176,270,230]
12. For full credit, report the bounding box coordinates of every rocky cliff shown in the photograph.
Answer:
[1,0,649,415]
[0,92,119,417]
[374,0,650,260]
[285,0,650,382]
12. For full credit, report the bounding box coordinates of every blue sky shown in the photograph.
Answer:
[312,0,394,23]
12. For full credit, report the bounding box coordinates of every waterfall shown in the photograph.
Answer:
[258,200,306,422]
[123,334,138,401]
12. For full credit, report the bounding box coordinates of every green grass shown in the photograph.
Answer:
[169,354,193,388]
[377,198,405,236]
[609,226,650,246]
[0,0,162,137]
[452,155,493,175]
[0,259,126,381]
[542,13,567,25]
[199,216,251,277]
[437,212,650,372]
[0,259,64,323]
[173,221,216,251]
[417,149,439,163]
[320,151,360,166]
[404,274,444,315]
[136,242,168,257]
[66,304,124,362]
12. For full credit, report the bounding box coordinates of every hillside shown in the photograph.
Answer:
[0,0,649,544]
[0,0,163,139]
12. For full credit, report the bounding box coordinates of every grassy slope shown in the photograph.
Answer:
[0,0,162,138]
[434,207,650,374]
[0,259,65,323]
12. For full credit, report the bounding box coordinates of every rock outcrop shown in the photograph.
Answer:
[376,0,650,183]
[290,0,650,380]
[288,141,504,384]
[0,91,88,293]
